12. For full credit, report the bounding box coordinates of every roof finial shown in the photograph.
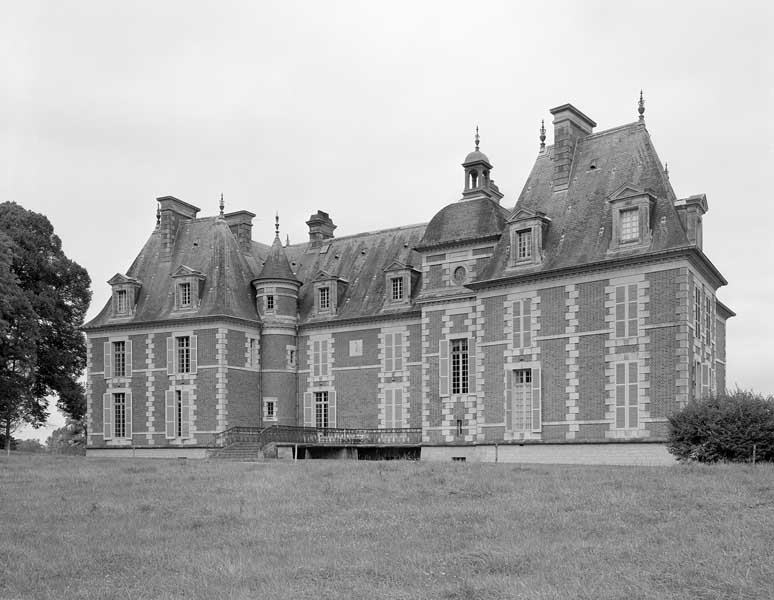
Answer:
[638,90,645,121]
[664,162,669,179]
[474,125,480,151]
[275,212,280,239]
[539,119,546,150]
[285,233,290,247]
[219,193,224,216]
[156,203,161,228]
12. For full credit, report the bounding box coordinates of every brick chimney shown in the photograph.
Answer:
[306,210,336,246]
[157,196,200,259]
[224,210,256,253]
[549,104,596,191]
[674,194,708,249]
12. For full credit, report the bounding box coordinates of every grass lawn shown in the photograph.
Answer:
[1,454,773,600]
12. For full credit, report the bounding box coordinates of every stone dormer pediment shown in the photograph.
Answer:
[507,207,551,225]
[108,273,142,287]
[383,260,418,274]
[607,184,656,204]
[171,265,205,280]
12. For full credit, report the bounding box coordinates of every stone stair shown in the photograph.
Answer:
[208,442,264,462]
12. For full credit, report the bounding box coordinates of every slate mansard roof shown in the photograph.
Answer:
[84,102,727,331]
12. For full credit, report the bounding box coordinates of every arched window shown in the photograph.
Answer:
[468,170,478,189]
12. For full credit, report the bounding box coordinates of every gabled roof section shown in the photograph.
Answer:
[477,121,694,283]
[254,236,300,283]
[277,223,426,323]
[85,217,263,329]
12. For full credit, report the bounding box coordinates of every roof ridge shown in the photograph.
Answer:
[283,221,428,248]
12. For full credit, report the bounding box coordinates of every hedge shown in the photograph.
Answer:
[667,389,774,463]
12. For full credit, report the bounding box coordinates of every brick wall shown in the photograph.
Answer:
[194,328,217,365]
[646,269,680,325]
[577,334,605,420]
[334,328,379,367]
[226,329,246,366]
[541,338,566,421]
[130,334,146,371]
[483,344,505,422]
[540,286,566,336]
[578,281,605,331]
[335,368,379,428]
[226,368,261,427]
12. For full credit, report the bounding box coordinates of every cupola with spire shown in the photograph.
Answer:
[461,127,503,203]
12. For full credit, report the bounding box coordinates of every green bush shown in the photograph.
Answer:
[667,389,774,463]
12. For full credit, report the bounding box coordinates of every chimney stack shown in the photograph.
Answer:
[674,194,708,249]
[306,210,336,246]
[549,104,596,191]
[224,210,256,253]
[157,196,200,259]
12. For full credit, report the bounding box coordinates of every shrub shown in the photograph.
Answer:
[667,389,774,463]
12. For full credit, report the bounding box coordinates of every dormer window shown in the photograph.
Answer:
[391,277,404,301]
[620,208,639,242]
[507,209,550,268]
[319,287,330,311]
[516,229,533,259]
[607,185,656,252]
[178,282,191,307]
[107,273,142,318]
[171,265,205,312]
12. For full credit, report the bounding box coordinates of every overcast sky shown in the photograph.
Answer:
[4,1,772,440]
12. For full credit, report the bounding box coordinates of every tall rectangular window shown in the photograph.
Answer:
[383,388,403,429]
[264,398,276,421]
[177,336,191,373]
[266,295,275,311]
[116,290,127,313]
[614,284,638,338]
[517,229,532,259]
[314,391,329,428]
[615,361,639,429]
[312,339,329,378]
[620,208,639,242]
[513,299,532,348]
[113,393,126,438]
[451,338,469,395]
[705,295,712,343]
[383,332,403,372]
[319,287,330,310]
[113,341,126,377]
[512,369,533,432]
[176,390,183,437]
[179,282,191,307]
[391,277,404,301]
[694,287,702,339]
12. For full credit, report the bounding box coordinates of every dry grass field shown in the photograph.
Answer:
[1,453,773,600]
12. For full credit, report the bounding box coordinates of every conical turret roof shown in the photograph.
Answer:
[254,234,300,283]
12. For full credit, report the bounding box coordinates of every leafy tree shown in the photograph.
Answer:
[0,202,91,453]
[47,418,86,455]
[16,438,47,453]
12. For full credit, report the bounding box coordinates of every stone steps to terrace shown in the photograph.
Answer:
[208,442,265,462]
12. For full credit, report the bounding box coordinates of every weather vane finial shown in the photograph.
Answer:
[156,202,161,228]
[474,126,480,151]
[219,193,224,216]
[638,90,645,121]
[539,119,546,150]
[275,212,280,238]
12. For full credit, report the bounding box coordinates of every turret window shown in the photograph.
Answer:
[266,295,275,311]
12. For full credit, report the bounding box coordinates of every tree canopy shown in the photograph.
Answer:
[0,202,91,450]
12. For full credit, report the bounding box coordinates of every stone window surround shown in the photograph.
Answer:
[607,191,656,252]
